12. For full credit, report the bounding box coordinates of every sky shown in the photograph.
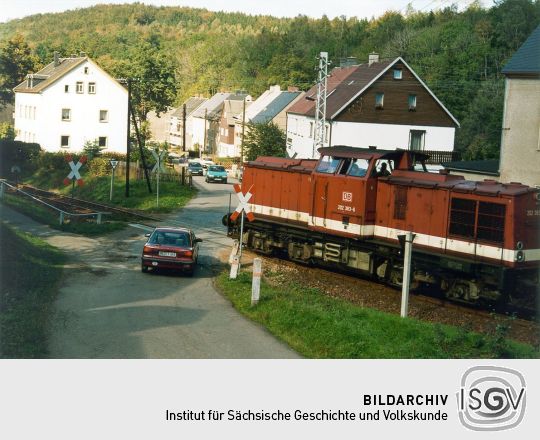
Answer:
[1,0,496,23]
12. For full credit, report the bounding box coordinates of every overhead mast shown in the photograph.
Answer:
[313,51,329,158]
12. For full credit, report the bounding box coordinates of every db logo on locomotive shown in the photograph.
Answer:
[457,366,526,431]
[342,191,353,202]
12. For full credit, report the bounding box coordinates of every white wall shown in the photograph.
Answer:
[499,78,540,187]
[14,59,128,153]
[191,117,206,150]
[286,114,456,159]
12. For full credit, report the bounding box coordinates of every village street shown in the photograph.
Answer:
[0,177,299,358]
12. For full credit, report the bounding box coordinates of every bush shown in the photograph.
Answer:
[86,157,111,177]
[0,139,41,178]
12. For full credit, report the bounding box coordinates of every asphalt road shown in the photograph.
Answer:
[1,176,299,358]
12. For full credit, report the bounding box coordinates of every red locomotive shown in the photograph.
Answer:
[227,146,540,309]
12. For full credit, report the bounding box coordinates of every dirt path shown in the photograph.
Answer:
[0,179,299,358]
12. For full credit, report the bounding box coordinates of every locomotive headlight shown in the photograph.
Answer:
[516,241,524,250]
[516,251,525,262]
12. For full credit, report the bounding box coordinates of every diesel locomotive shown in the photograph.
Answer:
[226,146,540,309]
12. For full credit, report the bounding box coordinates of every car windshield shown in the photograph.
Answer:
[316,156,341,174]
[149,231,191,247]
[209,166,225,172]
[189,162,202,168]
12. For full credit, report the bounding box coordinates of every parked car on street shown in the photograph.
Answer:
[199,158,215,169]
[187,161,204,176]
[205,165,228,183]
[141,227,202,276]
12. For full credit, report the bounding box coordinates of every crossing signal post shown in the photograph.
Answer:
[229,184,255,278]
[151,149,167,207]
[109,159,118,201]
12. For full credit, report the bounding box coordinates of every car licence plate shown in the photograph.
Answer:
[159,251,176,257]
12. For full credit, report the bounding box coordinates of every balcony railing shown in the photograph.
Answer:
[418,150,461,165]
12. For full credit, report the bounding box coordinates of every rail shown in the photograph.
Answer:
[0,179,110,225]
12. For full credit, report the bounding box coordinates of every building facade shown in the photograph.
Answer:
[14,53,128,153]
[286,55,459,159]
[499,25,540,187]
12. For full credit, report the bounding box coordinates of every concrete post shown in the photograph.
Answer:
[251,258,262,306]
[97,213,102,225]
[230,255,240,279]
[59,211,64,225]
[0,180,5,199]
[400,231,415,318]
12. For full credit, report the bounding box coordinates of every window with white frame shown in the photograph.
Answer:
[61,136,70,147]
[309,121,314,138]
[76,82,83,93]
[61,108,71,121]
[324,124,330,143]
[99,110,108,122]
[393,69,403,80]
[88,82,96,94]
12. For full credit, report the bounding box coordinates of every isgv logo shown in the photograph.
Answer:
[457,366,526,431]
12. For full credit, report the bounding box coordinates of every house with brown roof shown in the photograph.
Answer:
[286,54,459,159]
[14,52,127,153]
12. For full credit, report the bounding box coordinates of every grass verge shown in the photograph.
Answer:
[0,222,66,358]
[60,176,197,213]
[1,194,125,236]
[216,271,539,359]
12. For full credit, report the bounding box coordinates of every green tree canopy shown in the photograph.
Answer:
[243,121,286,161]
[0,34,38,108]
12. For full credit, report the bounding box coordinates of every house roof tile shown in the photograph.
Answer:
[502,25,540,76]
[14,57,88,93]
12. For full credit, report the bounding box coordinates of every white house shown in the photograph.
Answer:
[168,97,207,150]
[14,52,128,153]
[286,54,459,160]
[499,25,540,187]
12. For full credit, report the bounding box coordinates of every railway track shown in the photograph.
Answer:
[12,184,162,223]
[251,251,539,336]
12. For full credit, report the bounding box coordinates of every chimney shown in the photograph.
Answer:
[27,74,33,88]
[368,52,379,66]
[53,51,60,67]
[287,86,299,92]
[269,85,281,92]
[80,51,86,57]
[70,53,77,58]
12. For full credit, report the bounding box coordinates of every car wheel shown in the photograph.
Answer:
[205,178,208,182]
[224,179,228,184]
[141,264,148,273]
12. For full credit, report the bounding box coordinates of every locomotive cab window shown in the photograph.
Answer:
[347,158,370,177]
[316,156,341,174]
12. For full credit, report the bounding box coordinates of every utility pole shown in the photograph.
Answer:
[313,52,329,158]
[240,96,246,166]
[182,103,187,153]
[125,78,131,197]
[130,103,153,194]
[202,108,207,159]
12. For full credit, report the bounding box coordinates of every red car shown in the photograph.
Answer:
[141,227,202,276]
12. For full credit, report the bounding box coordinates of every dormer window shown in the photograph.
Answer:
[76,82,83,93]
[375,93,384,109]
[393,69,403,80]
[88,82,96,94]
